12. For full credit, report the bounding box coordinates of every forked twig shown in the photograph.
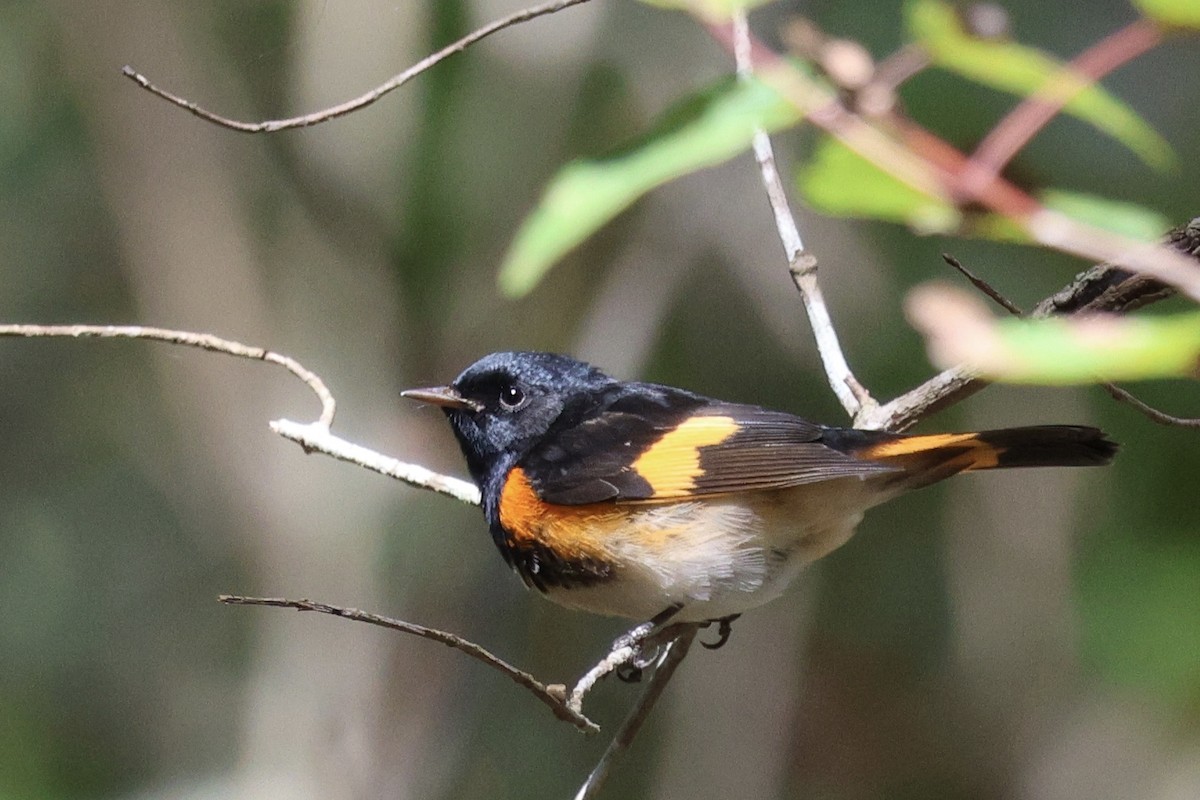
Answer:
[122,0,594,133]
[220,596,598,733]
[705,20,1200,303]
[573,627,698,800]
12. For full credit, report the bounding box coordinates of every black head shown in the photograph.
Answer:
[402,352,616,486]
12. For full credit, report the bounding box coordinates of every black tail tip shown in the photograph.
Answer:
[986,425,1118,469]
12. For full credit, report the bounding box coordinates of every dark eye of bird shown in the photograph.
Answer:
[499,384,525,410]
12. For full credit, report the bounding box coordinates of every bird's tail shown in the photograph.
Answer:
[834,425,1117,490]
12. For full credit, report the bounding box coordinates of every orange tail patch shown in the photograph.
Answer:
[857,433,1002,471]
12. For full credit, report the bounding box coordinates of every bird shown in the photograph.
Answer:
[402,351,1116,630]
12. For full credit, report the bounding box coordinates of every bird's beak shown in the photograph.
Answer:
[401,385,482,412]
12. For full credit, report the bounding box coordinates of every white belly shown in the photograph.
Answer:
[541,478,882,622]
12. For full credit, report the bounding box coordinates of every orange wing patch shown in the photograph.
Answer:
[859,432,1002,471]
[499,467,623,559]
[631,415,740,497]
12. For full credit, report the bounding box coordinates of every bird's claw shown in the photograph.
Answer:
[700,613,740,650]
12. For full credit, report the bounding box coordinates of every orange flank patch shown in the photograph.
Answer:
[631,415,740,497]
[860,432,1002,470]
[498,468,622,560]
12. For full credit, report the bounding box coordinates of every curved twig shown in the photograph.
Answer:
[1103,384,1200,429]
[0,324,478,502]
[122,0,594,133]
[0,323,335,425]
[220,596,598,733]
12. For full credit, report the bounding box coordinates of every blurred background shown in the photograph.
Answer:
[2,1,1198,798]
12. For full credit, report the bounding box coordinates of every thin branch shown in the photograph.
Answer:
[122,0,594,133]
[568,643,640,717]
[958,18,1163,200]
[573,627,698,800]
[941,254,1024,315]
[868,43,931,97]
[862,366,984,431]
[940,253,1200,431]
[0,324,335,426]
[271,419,479,505]
[731,9,873,420]
[1102,384,1200,429]
[0,324,477,503]
[220,596,598,733]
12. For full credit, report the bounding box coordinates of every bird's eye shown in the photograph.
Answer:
[499,384,525,410]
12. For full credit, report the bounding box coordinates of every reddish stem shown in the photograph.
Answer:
[958,18,1164,201]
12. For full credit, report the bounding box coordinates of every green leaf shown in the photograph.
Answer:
[987,312,1200,384]
[1039,190,1169,242]
[967,191,1166,245]
[499,77,801,297]
[906,0,1175,171]
[1133,0,1200,28]
[908,285,1200,385]
[797,137,961,232]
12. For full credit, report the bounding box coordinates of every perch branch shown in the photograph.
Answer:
[220,596,597,733]
[122,0,594,133]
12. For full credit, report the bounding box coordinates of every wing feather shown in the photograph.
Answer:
[523,396,897,505]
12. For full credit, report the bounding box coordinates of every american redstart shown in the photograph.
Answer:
[403,352,1116,628]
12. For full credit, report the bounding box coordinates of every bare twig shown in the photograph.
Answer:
[731,10,873,420]
[573,626,699,800]
[566,622,693,715]
[568,644,639,717]
[0,324,478,503]
[271,419,480,504]
[0,324,335,425]
[942,254,1023,316]
[122,0,594,133]
[958,18,1164,201]
[1102,384,1200,428]
[863,366,983,431]
[220,595,598,733]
